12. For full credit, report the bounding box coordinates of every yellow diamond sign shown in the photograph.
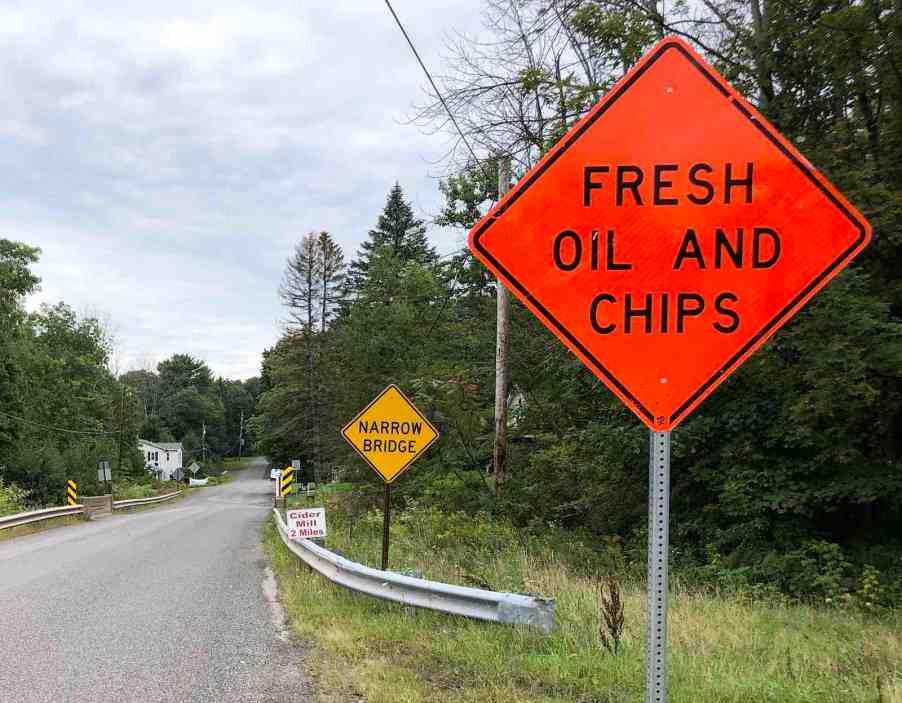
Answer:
[341,384,439,483]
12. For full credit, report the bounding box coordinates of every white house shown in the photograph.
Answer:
[137,439,184,480]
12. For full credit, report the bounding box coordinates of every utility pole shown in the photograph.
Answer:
[202,422,207,464]
[117,382,126,478]
[493,156,511,494]
[238,410,244,459]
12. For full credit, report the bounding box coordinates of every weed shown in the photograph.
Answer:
[598,575,624,656]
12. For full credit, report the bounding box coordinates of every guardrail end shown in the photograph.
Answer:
[497,595,555,634]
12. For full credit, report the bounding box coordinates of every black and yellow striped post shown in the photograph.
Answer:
[280,466,294,497]
[279,467,294,512]
[66,479,77,506]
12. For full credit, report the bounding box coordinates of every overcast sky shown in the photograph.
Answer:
[10,1,482,379]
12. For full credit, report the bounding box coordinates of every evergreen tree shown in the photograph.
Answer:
[346,183,437,294]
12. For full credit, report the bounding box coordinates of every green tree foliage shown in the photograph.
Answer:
[0,240,41,460]
[256,1,902,598]
[0,242,256,503]
[0,239,40,312]
[128,356,257,461]
[158,354,214,398]
[0,288,146,503]
[251,336,311,473]
[0,477,28,517]
[346,183,437,295]
[435,159,500,229]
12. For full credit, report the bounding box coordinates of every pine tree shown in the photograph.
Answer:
[346,183,437,294]
[276,232,348,483]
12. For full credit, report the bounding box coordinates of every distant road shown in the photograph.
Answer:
[0,458,310,702]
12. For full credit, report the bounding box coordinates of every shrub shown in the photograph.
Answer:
[0,478,29,516]
[778,540,854,603]
[113,479,178,500]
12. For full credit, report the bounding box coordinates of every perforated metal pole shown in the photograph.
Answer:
[646,430,671,703]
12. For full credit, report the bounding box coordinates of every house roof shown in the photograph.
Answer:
[138,439,183,452]
[156,443,183,451]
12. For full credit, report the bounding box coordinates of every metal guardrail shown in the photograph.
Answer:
[272,508,554,633]
[113,491,182,510]
[0,505,84,531]
[0,489,183,531]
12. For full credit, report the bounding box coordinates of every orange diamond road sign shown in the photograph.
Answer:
[341,385,439,483]
[469,36,871,431]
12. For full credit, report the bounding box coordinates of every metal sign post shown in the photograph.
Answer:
[98,461,112,496]
[464,37,872,699]
[646,431,670,703]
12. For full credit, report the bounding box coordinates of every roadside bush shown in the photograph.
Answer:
[0,477,28,516]
[687,540,901,609]
[113,479,179,500]
[776,540,854,602]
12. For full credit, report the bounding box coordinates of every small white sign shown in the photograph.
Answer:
[291,459,301,470]
[286,508,327,540]
[270,468,281,480]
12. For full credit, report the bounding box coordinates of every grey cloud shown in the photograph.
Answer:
[7,0,483,378]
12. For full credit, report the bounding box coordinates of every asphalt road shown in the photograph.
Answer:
[0,458,310,703]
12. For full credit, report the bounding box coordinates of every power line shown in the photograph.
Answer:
[0,409,118,437]
[382,0,492,182]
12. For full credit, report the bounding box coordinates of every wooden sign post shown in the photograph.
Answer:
[341,385,439,570]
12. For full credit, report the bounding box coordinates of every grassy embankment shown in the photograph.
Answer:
[265,486,901,703]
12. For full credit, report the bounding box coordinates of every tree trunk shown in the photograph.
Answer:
[749,0,776,112]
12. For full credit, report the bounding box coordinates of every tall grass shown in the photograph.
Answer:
[268,491,901,703]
